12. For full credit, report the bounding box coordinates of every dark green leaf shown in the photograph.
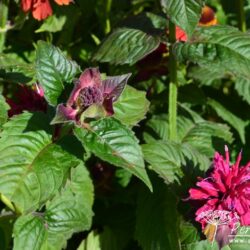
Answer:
[93,28,161,65]
[161,0,203,38]
[36,41,81,105]
[207,99,247,144]
[135,180,181,250]
[74,118,152,191]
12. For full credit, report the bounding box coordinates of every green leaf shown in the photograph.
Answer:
[0,94,9,128]
[13,163,94,250]
[36,15,66,33]
[142,141,184,183]
[0,54,36,83]
[144,114,232,158]
[180,221,199,245]
[160,0,203,38]
[13,215,47,250]
[207,99,247,144]
[135,179,181,250]
[144,115,194,142]
[43,163,94,249]
[234,77,250,105]
[74,118,152,191]
[0,112,79,213]
[36,41,81,105]
[142,140,210,183]
[77,231,101,250]
[182,121,233,157]
[174,26,250,81]
[228,227,250,250]
[114,85,150,126]
[184,240,219,250]
[93,28,161,65]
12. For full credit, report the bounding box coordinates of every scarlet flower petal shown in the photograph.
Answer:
[175,26,187,42]
[54,0,72,5]
[21,0,32,12]
[32,0,52,21]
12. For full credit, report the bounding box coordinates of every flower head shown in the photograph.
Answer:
[51,68,131,124]
[21,0,72,21]
[188,146,250,247]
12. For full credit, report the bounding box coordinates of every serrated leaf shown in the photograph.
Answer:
[36,41,81,105]
[142,140,210,183]
[228,227,250,250]
[161,0,203,38]
[74,117,152,191]
[144,115,194,142]
[234,77,250,105]
[93,28,161,65]
[0,112,79,213]
[0,94,9,128]
[184,240,219,250]
[113,85,150,126]
[0,54,36,83]
[13,215,46,250]
[174,26,250,81]
[36,15,66,33]
[144,114,232,157]
[142,141,184,183]
[135,180,181,250]
[207,99,247,144]
[13,163,94,250]
[182,121,233,157]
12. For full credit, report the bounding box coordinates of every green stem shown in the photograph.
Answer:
[0,0,9,52]
[238,0,246,32]
[168,21,178,141]
[105,0,112,34]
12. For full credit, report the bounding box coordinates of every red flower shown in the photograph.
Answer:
[21,0,72,21]
[6,84,47,117]
[188,146,250,248]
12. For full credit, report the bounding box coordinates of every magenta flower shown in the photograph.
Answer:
[188,146,250,247]
[51,68,131,124]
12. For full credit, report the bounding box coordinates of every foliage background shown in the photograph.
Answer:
[1,0,250,249]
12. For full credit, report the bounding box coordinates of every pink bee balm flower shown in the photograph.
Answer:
[51,68,131,124]
[188,146,250,248]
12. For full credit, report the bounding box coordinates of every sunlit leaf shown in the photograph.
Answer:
[74,118,152,191]
[0,112,79,213]
[36,41,81,105]
[114,85,150,126]
[93,28,161,65]
[13,163,94,250]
